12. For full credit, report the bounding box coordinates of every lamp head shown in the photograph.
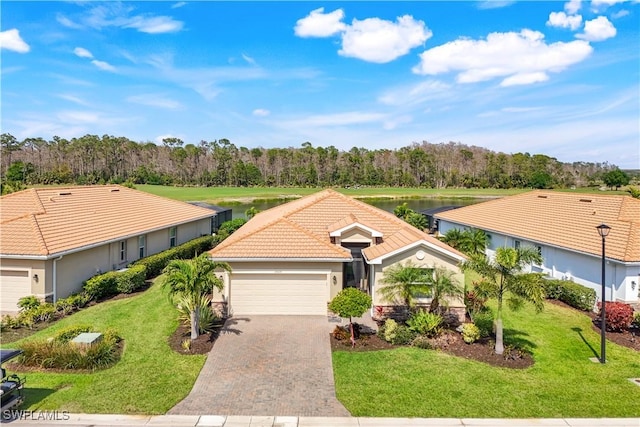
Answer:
[596,223,611,238]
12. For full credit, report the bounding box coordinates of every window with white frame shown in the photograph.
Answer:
[408,267,434,301]
[138,235,146,259]
[169,227,177,247]
[119,240,127,263]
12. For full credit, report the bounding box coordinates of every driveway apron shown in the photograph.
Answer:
[168,315,350,417]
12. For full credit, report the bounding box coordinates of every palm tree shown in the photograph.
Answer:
[460,228,490,257]
[428,266,464,314]
[379,261,431,310]
[160,254,231,340]
[393,202,413,220]
[461,246,545,354]
[406,212,427,231]
[245,206,260,219]
[440,228,464,248]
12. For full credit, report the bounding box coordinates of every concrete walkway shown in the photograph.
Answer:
[4,414,639,426]
[169,316,349,417]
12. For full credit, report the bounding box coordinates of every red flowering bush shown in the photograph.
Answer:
[597,302,634,332]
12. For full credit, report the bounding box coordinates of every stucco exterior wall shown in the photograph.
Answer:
[371,244,465,309]
[438,219,639,304]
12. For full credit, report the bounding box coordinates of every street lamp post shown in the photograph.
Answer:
[596,223,611,364]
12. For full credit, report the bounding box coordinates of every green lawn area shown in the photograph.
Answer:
[1,282,205,414]
[135,184,619,204]
[333,302,640,417]
[29,184,626,205]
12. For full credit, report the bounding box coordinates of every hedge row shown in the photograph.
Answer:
[83,264,147,300]
[543,279,597,311]
[130,235,216,279]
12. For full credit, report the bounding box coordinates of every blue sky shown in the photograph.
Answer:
[2,1,639,168]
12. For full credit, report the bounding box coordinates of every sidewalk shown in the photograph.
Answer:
[2,414,639,427]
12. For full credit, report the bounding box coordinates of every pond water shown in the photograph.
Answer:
[223,197,483,219]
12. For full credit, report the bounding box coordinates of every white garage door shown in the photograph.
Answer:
[230,273,328,315]
[0,270,32,313]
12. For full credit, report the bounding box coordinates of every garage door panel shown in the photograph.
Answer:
[231,273,328,315]
[1,270,31,313]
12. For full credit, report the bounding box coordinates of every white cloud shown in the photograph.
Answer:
[73,47,93,58]
[476,1,516,10]
[0,29,30,53]
[577,16,617,41]
[294,8,346,37]
[171,2,187,9]
[56,14,83,29]
[253,109,270,117]
[124,15,183,34]
[91,60,116,72]
[339,15,432,63]
[591,0,628,7]
[242,53,256,65]
[547,12,583,30]
[57,111,101,124]
[58,4,184,34]
[378,80,452,107]
[56,94,91,106]
[127,94,183,110]
[611,9,630,18]
[565,0,582,14]
[413,29,593,86]
[275,111,387,129]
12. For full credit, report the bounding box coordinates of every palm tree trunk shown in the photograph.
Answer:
[190,309,199,340]
[495,318,504,355]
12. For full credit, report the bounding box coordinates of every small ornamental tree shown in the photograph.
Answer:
[329,288,372,347]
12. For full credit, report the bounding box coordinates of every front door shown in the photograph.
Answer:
[342,243,369,289]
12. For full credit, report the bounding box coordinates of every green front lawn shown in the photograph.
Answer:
[1,282,205,414]
[333,302,640,417]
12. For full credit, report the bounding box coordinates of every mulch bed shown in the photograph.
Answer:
[330,326,534,369]
[547,299,640,352]
[167,322,224,355]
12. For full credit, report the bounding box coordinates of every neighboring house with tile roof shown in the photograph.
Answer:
[435,190,640,305]
[208,189,466,318]
[0,185,216,313]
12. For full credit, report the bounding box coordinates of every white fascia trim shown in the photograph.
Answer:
[365,240,466,265]
[329,222,383,238]
[0,216,214,261]
[208,257,352,263]
[437,219,639,265]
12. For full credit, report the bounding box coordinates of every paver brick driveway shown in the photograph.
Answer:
[169,316,350,417]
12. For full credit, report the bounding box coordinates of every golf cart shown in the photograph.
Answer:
[1,349,26,411]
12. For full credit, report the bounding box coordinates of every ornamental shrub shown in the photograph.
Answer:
[83,271,119,300]
[17,295,41,312]
[461,323,481,344]
[472,309,494,338]
[328,288,372,321]
[407,310,443,337]
[542,279,596,311]
[54,325,93,343]
[131,235,216,279]
[390,325,416,345]
[598,301,634,331]
[411,335,433,349]
[632,312,640,329]
[382,319,399,343]
[115,265,147,294]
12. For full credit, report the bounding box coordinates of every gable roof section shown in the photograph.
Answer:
[435,190,640,263]
[210,189,465,262]
[0,185,215,257]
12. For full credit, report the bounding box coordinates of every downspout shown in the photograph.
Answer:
[52,255,63,302]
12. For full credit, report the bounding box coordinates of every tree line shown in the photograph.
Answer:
[0,133,627,192]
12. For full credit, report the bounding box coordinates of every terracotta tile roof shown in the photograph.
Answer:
[435,190,640,263]
[210,189,465,261]
[0,185,215,257]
